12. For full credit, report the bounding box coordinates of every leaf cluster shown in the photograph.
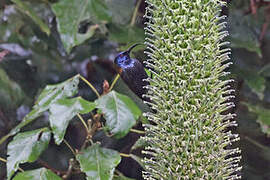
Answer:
[1,74,143,180]
[227,1,270,178]
[142,0,241,179]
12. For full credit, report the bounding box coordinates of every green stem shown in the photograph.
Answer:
[109,74,120,91]
[79,75,100,98]
[130,0,142,26]
[244,136,268,151]
[119,153,131,158]
[0,157,24,172]
[77,114,89,133]
[63,139,77,157]
[130,128,145,134]
[0,157,6,163]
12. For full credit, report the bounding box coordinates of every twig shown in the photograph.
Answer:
[130,0,142,26]
[244,136,268,151]
[77,114,89,133]
[62,159,75,179]
[63,139,77,157]
[88,117,100,138]
[0,157,24,172]
[109,74,120,91]
[119,153,131,158]
[80,114,101,150]
[0,157,6,163]
[79,75,100,98]
[102,80,110,94]
[130,128,145,134]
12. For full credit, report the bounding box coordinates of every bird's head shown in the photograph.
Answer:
[114,43,142,67]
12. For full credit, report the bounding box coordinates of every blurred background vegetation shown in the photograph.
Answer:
[0,0,270,179]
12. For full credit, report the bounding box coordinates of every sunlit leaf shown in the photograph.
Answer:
[7,128,51,180]
[11,0,50,35]
[51,0,111,53]
[0,74,80,145]
[76,144,121,180]
[49,97,96,144]
[95,91,141,138]
[13,168,61,180]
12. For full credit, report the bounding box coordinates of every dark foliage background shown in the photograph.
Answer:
[0,0,270,179]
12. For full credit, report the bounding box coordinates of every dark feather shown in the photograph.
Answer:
[121,59,149,101]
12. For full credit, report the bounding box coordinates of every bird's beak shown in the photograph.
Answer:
[127,43,144,54]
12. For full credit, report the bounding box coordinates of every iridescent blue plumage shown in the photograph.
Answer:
[114,44,149,101]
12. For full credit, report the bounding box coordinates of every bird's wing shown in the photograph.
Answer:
[121,59,149,100]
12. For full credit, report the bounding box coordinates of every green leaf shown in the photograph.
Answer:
[243,103,270,136]
[95,91,141,138]
[228,11,262,57]
[11,0,50,35]
[105,0,135,25]
[76,144,121,180]
[108,24,145,45]
[7,128,51,180]
[259,64,270,78]
[0,74,80,145]
[0,67,26,109]
[237,68,265,100]
[13,168,61,180]
[51,0,111,53]
[49,97,96,144]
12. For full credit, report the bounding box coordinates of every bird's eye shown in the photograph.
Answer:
[120,54,123,57]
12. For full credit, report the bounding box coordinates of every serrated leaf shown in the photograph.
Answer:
[243,102,270,136]
[51,0,111,53]
[13,168,61,180]
[95,91,141,138]
[7,128,51,180]
[76,144,121,180]
[49,97,96,144]
[11,0,50,35]
[0,74,80,145]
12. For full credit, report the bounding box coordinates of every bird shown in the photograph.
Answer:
[114,44,149,101]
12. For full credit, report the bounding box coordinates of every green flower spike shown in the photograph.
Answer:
[142,0,242,179]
